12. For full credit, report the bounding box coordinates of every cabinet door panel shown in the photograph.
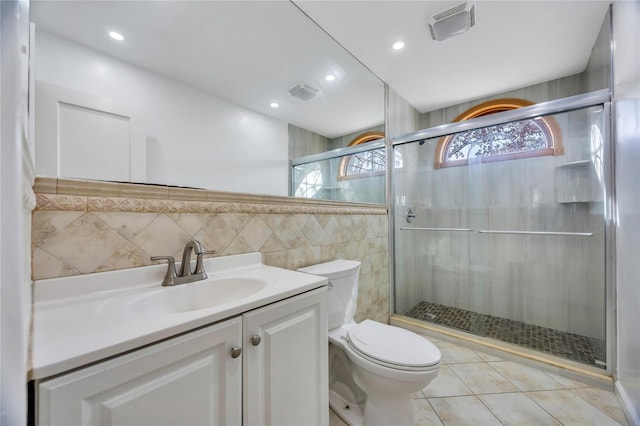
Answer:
[38,318,242,426]
[243,288,328,426]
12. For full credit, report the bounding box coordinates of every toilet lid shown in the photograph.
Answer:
[346,320,441,368]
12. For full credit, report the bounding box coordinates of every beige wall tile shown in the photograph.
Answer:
[32,247,77,280]
[32,211,84,246]
[131,215,191,258]
[96,241,155,272]
[94,212,159,240]
[32,181,390,325]
[239,217,272,250]
[39,213,127,274]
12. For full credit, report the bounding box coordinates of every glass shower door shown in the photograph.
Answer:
[394,104,609,370]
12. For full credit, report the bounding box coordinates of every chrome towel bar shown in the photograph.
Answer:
[477,230,594,237]
[399,227,473,232]
[399,227,593,237]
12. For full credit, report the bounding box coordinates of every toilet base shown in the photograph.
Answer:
[329,387,416,426]
[329,389,363,426]
[359,391,415,426]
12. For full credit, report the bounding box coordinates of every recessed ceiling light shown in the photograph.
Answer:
[392,41,405,50]
[270,102,279,108]
[108,31,125,41]
[325,74,336,81]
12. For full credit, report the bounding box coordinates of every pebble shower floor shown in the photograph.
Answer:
[405,301,606,369]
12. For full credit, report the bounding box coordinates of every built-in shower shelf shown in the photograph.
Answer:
[557,160,592,168]
[556,159,603,204]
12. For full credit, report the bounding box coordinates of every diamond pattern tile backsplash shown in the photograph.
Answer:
[32,178,390,323]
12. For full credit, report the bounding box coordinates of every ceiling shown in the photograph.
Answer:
[30,0,611,137]
[30,1,384,139]
[296,0,612,113]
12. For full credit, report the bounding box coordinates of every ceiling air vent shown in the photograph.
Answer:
[289,83,320,101]
[427,2,475,41]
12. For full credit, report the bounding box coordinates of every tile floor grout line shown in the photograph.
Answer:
[424,397,446,426]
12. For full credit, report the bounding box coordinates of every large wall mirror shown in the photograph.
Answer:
[29,1,385,198]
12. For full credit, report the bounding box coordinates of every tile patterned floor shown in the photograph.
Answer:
[329,336,629,426]
[405,301,606,369]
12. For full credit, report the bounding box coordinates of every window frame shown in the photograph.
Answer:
[434,98,564,169]
[337,131,386,181]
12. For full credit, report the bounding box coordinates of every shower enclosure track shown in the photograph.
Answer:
[391,89,610,146]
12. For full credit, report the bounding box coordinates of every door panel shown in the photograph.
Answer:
[38,317,242,426]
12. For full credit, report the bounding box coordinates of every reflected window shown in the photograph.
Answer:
[338,131,402,180]
[295,168,323,198]
[435,99,563,168]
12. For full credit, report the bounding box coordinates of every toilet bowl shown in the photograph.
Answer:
[298,260,441,426]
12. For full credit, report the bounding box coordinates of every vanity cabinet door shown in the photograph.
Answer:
[38,317,242,426]
[243,287,328,426]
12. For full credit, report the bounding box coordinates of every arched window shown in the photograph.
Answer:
[435,99,563,169]
[338,131,386,181]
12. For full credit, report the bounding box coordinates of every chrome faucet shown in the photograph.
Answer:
[151,240,215,286]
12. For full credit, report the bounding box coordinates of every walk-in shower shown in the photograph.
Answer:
[391,91,613,373]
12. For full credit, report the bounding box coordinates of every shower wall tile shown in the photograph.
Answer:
[418,73,585,129]
[31,178,390,324]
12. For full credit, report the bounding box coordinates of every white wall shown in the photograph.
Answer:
[613,1,640,424]
[34,29,289,195]
[0,1,31,424]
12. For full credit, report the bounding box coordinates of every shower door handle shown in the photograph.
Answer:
[406,208,416,223]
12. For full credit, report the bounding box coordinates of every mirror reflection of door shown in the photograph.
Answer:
[35,81,145,183]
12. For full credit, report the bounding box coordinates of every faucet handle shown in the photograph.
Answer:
[194,250,216,274]
[151,256,178,286]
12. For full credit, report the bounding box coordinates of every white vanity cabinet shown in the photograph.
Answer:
[243,287,328,426]
[36,287,328,426]
[37,317,243,426]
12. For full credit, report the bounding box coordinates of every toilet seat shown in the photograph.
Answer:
[346,320,441,372]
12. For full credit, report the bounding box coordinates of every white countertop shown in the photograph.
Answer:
[31,253,327,380]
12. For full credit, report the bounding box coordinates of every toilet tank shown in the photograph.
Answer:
[298,259,361,330]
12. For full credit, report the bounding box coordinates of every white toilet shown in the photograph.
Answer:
[298,259,441,426]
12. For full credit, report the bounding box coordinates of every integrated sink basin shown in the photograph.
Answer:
[31,252,328,379]
[126,276,268,314]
